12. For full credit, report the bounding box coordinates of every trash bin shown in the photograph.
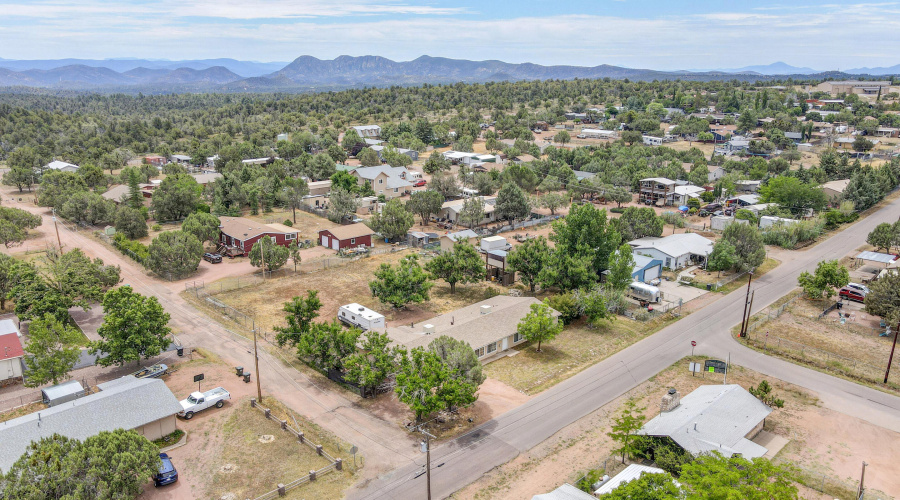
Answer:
[243,372,251,383]
[706,284,712,291]
[235,366,244,376]
[176,347,184,357]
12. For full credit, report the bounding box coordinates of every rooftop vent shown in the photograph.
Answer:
[480,305,492,315]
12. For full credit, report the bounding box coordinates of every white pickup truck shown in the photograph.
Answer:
[178,387,231,419]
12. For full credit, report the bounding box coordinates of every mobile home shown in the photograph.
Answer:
[628,282,661,303]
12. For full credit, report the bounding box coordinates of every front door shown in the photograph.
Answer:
[501,337,508,351]
[322,235,329,247]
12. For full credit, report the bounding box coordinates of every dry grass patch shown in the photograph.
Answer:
[209,397,358,500]
[0,401,46,423]
[485,314,682,395]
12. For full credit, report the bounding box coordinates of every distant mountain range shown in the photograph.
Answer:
[0,56,896,93]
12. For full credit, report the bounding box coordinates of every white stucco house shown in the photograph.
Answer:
[628,233,714,270]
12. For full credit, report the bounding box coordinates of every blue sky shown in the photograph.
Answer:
[1,0,899,70]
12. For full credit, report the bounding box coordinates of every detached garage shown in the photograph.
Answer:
[632,255,663,283]
[318,223,375,250]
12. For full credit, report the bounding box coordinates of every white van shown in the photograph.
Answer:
[461,188,479,198]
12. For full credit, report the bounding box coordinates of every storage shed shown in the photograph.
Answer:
[318,223,375,250]
[42,379,86,407]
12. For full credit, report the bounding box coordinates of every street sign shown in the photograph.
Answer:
[688,362,701,372]
[193,374,204,382]
[691,341,697,347]
[704,359,727,374]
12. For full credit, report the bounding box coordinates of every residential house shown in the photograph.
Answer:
[351,165,412,200]
[820,178,850,201]
[144,155,166,167]
[533,121,549,131]
[318,223,375,250]
[442,151,479,164]
[580,128,617,140]
[707,165,726,182]
[639,385,773,459]
[784,132,803,143]
[191,172,223,186]
[639,177,676,206]
[100,184,153,205]
[218,217,300,257]
[629,233,714,270]
[717,139,750,154]
[0,376,183,473]
[728,194,761,207]
[438,197,498,228]
[874,127,900,138]
[673,185,705,206]
[169,154,192,165]
[734,180,761,193]
[307,180,332,197]
[759,216,799,229]
[370,145,419,162]
[743,203,778,217]
[594,464,672,496]
[835,137,881,150]
[709,124,737,142]
[573,171,596,181]
[816,80,892,96]
[439,229,479,253]
[642,135,663,146]
[0,331,24,386]
[44,160,79,172]
[363,138,384,146]
[241,157,277,166]
[511,154,536,164]
[532,483,596,500]
[386,296,560,363]
[352,125,382,138]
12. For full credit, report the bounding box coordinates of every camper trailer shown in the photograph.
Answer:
[338,303,386,332]
[628,282,661,303]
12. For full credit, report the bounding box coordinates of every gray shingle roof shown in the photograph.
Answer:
[0,376,182,472]
[639,384,772,458]
[532,483,597,500]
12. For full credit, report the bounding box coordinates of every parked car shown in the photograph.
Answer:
[154,453,178,486]
[703,203,722,211]
[178,387,231,419]
[132,363,168,379]
[203,252,222,263]
[413,179,427,187]
[839,288,866,303]
[576,134,586,139]
[846,282,871,295]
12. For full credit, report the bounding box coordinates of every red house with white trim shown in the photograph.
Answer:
[318,224,375,250]
[218,217,299,257]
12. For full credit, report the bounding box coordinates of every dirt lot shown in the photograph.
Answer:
[742,294,900,391]
[139,351,359,500]
[484,315,681,395]
[452,358,899,500]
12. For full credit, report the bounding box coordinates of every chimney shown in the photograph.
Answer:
[660,388,681,412]
[423,324,435,335]
[480,305,492,315]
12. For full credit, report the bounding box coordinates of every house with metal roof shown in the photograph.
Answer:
[638,385,773,459]
[438,197,498,228]
[594,464,672,495]
[0,376,182,472]
[628,233,714,270]
[0,318,20,338]
[820,178,850,201]
[532,483,595,500]
[639,177,676,206]
[0,331,24,385]
[351,165,412,200]
[352,125,382,138]
[386,296,560,363]
[439,229,479,252]
[44,160,79,172]
[631,254,663,283]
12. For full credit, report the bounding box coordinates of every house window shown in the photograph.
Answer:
[286,233,296,240]
[270,236,276,243]
[514,333,523,343]
[378,179,383,184]
[487,342,497,354]
[351,238,357,245]
[474,347,485,357]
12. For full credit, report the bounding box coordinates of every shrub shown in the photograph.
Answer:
[282,219,293,227]
[112,232,149,263]
[610,207,625,214]
[546,292,579,324]
[151,224,162,231]
[761,218,825,249]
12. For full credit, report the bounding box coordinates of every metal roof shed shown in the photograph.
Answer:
[41,379,86,407]
[856,251,898,266]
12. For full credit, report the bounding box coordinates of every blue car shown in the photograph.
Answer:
[154,453,178,486]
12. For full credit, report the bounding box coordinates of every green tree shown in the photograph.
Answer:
[428,335,486,386]
[395,347,449,423]
[326,187,359,223]
[274,290,322,348]
[249,236,290,272]
[553,130,571,145]
[147,230,202,279]
[867,222,897,252]
[180,212,221,246]
[22,313,82,387]
[865,271,900,323]
[606,243,636,291]
[539,192,566,215]
[343,330,399,392]
[495,182,531,221]
[749,380,785,408]
[0,207,41,248]
[853,135,874,152]
[1,433,80,500]
[37,171,88,210]
[607,397,646,464]
[297,320,361,371]
[370,255,433,308]
[114,205,148,239]
[460,196,486,228]
[719,222,765,272]
[423,151,451,174]
[59,192,114,225]
[330,170,358,193]
[288,240,302,271]
[603,472,680,499]
[474,172,496,196]
[369,198,414,241]
[125,168,143,209]
[426,241,484,293]
[550,202,621,275]
[2,165,36,193]
[357,147,381,167]
[307,153,337,180]
[342,128,363,150]
[91,286,172,367]
[0,253,26,310]
[622,130,643,145]
[540,248,597,291]
[78,163,106,189]
[407,190,444,225]
[573,287,610,328]
[516,300,562,352]
[150,174,200,221]
[797,259,849,299]
[707,239,739,274]
[614,207,664,242]
[758,176,826,215]
[430,172,460,199]
[506,236,551,292]
[679,452,798,499]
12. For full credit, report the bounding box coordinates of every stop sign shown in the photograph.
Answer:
[691,341,697,347]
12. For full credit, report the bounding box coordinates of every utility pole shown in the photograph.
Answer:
[52,211,62,250]
[739,271,753,337]
[253,327,262,403]
[418,427,435,500]
[745,290,755,337]
[857,461,868,499]
[884,320,900,384]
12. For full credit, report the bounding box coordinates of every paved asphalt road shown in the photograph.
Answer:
[351,194,900,500]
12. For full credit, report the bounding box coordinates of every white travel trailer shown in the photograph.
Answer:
[628,282,661,303]
[338,303,386,331]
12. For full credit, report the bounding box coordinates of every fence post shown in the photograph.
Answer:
[316,445,323,456]
[309,470,316,481]
[281,420,287,431]
[335,458,342,471]
[298,432,304,443]
[265,408,271,419]
[277,483,286,496]
[251,398,256,408]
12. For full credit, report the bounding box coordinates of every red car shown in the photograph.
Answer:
[839,288,865,303]
[413,179,427,187]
